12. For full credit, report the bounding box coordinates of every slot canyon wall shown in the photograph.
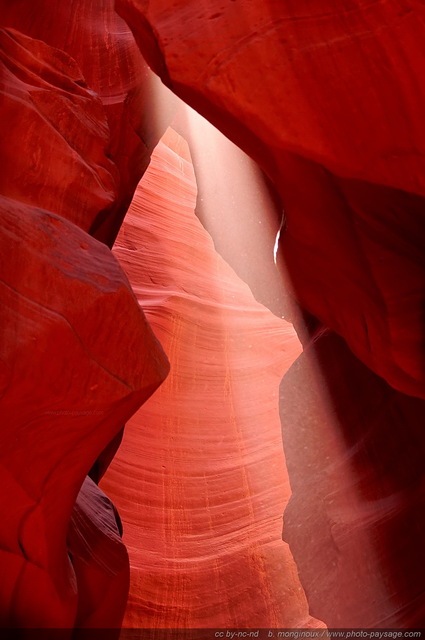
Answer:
[1,0,425,632]
[100,128,321,629]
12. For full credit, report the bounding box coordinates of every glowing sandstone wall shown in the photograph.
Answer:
[101,129,321,629]
[115,0,425,628]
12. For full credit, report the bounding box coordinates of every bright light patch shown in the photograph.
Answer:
[273,212,285,265]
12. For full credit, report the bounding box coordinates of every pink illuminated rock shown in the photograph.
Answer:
[100,129,322,629]
[172,107,295,321]
[108,7,425,624]
[2,0,425,629]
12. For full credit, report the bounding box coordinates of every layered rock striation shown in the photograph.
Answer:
[100,129,321,629]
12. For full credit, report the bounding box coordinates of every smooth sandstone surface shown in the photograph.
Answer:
[0,193,168,627]
[104,6,425,625]
[0,16,173,625]
[172,107,296,322]
[280,331,425,627]
[100,129,321,629]
[0,16,171,627]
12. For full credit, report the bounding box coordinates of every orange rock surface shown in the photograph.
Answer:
[100,129,319,628]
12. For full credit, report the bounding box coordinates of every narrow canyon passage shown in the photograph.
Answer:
[2,0,425,631]
[100,128,322,629]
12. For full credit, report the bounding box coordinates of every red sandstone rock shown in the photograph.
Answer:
[100,129,322,629]
[2,0,177,245]
[280,331,425,627]
[0,194,168,627]
[116,0,425,398]
[0,6,177,627]
[68,477,129,628]
[0,27,117,233]
[2,0,425,629]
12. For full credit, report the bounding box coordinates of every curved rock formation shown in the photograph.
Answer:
[2,0,425,630]
[116,0,425,399]
[110,4,425,628]
[0,194,168,627]
[100,129,322,629]
[0,26,117,233]
[0,11,171,627]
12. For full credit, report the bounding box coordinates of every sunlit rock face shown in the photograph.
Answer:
[280,331,425,628]
[172,107,296,322]
[100,129,323,629]
[117,0,425,399]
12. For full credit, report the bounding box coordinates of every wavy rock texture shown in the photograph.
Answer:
[0,26,118,233]
[280,331,425,627]
[3,0,425,629]
[116,0,425,399]
[68,477,130,629]
[112,3,425,627]
[100,129,322,629]
[2,0,177,245]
